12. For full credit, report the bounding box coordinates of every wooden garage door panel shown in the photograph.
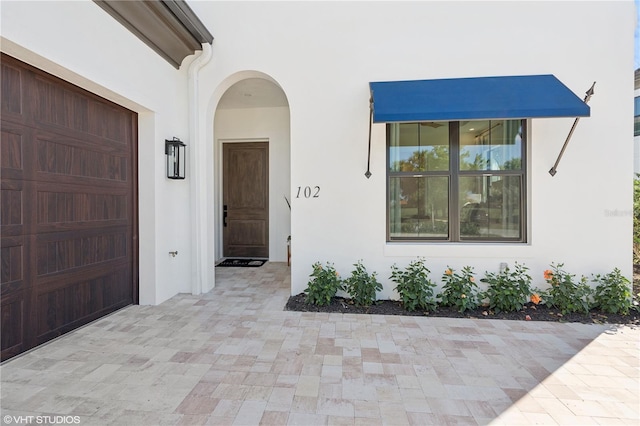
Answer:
[0,53,138,361]
[1,62,25,120]
[1,234,29,359]
[1,184,25,237]
[35,185,128,232]
[35,229,129,277]
[1,123,34,182]
[34,131,129,184]
[33,75,132,145]
[1,128,24,171]
[1,236,28,295]
[0,292,26,359]
[35,264,131,343]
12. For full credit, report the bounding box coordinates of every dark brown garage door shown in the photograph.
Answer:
[1,54,138,361]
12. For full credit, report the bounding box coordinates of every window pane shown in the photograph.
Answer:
[389,176,449,239]
[389,123,449,172]
[459,175,522,239]
[459,120,522,171]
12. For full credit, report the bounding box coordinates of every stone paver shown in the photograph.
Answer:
[1,262,638,425]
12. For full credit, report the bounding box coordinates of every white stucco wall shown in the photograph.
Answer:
[1,0,634,305]
[0,0,194,304]
[191,0,634,298]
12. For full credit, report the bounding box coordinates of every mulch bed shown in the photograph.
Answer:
[285,294,639,325]
[285,266,640,325]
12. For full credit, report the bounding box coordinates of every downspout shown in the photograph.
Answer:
[188,43,213,295]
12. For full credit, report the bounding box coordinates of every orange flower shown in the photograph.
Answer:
[543,270,553,280]
[445,269,453,275]
[530,293,541,305]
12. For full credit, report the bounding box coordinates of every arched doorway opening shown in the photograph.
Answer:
[213,75,291,265]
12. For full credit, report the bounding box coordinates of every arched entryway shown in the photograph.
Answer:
[212,74,291,266]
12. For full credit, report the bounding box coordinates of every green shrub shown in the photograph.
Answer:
[304,262,343,306]
[541,263,592,315]
[390,258,437,312]
[592,268,632,315]
[343,260,382,307]
[481,263,533,313]
[437,266,480,312]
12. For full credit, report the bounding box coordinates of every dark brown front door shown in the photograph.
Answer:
[0,54,138,361]
[223,142,269,258]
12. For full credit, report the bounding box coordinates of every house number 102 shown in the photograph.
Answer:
[296,186,320,199]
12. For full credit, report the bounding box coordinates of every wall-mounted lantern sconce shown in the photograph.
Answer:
[165,137,186,179]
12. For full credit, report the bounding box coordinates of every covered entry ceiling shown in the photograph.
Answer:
[218,79,289,109]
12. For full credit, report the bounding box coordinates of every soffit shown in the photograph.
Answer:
[93,0,213,69]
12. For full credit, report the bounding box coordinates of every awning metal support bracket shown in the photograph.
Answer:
[549,81,596,176]
[365,97,373,179]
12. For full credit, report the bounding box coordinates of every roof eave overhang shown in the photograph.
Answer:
[93,0,213,69]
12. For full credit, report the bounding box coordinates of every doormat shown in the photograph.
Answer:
[216,258,266,267]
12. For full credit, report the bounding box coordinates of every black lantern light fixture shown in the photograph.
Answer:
[165,137,186,179]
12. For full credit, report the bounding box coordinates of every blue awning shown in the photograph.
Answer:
[369,75,590,123]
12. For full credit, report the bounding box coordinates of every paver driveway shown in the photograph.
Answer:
[1,262,638,425]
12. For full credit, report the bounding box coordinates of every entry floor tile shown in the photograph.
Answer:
[1,263,638,425]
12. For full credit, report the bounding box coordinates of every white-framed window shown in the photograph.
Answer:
[387,119,526,242]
